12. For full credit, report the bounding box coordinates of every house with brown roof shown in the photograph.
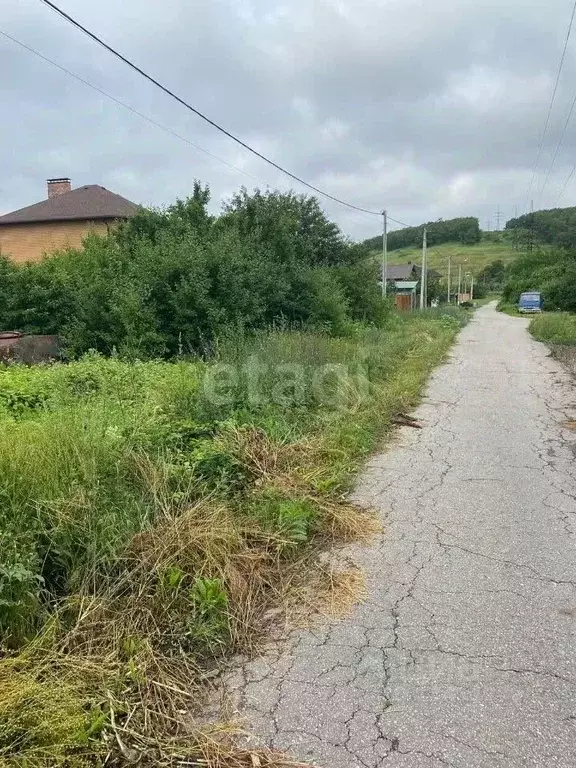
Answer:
[383,263,441,283]
[0,178,140,263]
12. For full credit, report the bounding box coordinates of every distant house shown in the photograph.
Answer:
[382,262,441,284]
[384,264,417,282]
[380,263,442,311]
[394,280,419,311]
[0,178,139,263]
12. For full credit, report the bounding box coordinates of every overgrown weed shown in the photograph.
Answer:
[0,311,465,765]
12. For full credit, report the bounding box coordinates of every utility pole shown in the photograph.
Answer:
[420,227,427,309]
[457,264,462,304]
[470,273,474,301]
[527,199,535,253]
[447,254,451,304]
[381,210,388,297]
[486,216,491,232]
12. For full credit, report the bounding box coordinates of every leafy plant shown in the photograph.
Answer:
[0,561,43,637]
[187,577,229,651]
[250,493,316,550]
[163,565,186,593]
[188,439,246,491]
[0,388,47,417]
[275,499,315,545]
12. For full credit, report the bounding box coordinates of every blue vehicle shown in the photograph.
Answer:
[519,291,542,313]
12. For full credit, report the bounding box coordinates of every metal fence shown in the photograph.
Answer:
[0,333,60,364]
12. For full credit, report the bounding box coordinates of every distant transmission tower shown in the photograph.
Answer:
[495,205,502,231]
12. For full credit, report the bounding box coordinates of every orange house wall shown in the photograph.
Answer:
[0,220,111,263]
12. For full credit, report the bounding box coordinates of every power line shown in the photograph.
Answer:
[2,29,394,229]
[524,0,576,209]
[556,163,576,203]
[38,0,395,220]
[388,215,411,228]
[3,28,411,231]
[0,29,270,189]
[539,89,576,202]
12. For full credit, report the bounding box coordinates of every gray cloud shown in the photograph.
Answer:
[3,0,576,240]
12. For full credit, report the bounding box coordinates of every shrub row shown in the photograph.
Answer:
[0,185,388,357]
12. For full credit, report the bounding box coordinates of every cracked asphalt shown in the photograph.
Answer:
[225,304,576,767]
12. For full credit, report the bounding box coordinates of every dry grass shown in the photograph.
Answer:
[13,494,376,765]
[286,563,369,627]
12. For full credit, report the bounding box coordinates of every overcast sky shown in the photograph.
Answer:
[3,0,576,239]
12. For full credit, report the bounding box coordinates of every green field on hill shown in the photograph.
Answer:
[378,239,519,278]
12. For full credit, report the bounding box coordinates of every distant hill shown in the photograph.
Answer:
[506,206,576,249]
[363,217,481,252]
[377,237,519,279]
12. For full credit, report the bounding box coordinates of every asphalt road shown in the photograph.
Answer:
[227,304,576,767]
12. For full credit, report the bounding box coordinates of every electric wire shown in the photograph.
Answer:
[38,0,393,219]
[524,0,576,210]
[538,89,576,202]
[0,29,270,189]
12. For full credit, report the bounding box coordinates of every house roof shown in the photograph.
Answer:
[395,281,418,291]
[384,264,416,280]
[413,264,441,280]
[0,185,140,225]
[383,263,442,281]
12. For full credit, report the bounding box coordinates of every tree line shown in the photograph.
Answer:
[363,216,481,252]
[0,184,387,358]
[505,207,576,250]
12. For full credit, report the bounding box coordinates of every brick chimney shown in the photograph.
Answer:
[47,178,71,198]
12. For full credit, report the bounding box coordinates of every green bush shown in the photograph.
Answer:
[0,185,388,358]
[476,259,506,294]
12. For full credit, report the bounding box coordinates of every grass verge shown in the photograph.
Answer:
[0,310,466,766]
[529,312,576,376]
[529,312,576,345]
